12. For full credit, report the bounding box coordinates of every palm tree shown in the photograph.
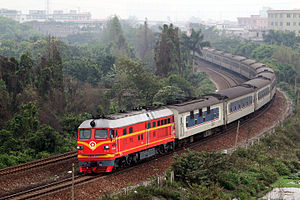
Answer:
[182,29,210,72]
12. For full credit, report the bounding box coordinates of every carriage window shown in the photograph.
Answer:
[158,120,160,126]
[152,121,156,128]
[164,119,167,124]
[123,128,127,135]
[95,129,107,139]
[199,109,202,116]
[79,129,91,139]
[207,106,211,114]
[129,127,133,134]
[161,120,164,125]
[148,122,151,129]
[186,117,188,127]
[141,134,143,140]
[168,118,170,123]
[138,135,140,140]
[190,111,194,119]
[115,130,118,137]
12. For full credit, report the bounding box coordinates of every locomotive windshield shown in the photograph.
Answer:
[95,129,107,139]
[79,129,91,139]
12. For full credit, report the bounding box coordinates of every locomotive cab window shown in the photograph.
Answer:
[79,129,91,139]
[95,129,107,139]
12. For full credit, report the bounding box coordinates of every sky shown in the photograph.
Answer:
[1,0,300,21]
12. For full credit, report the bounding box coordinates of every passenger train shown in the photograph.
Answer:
[77,47,276,173]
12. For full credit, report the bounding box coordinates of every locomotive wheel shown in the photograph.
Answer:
[126,156,133,165]
[157,145,165,154]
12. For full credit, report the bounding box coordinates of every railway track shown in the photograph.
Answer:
[195,58,244,90]
[203,67,239,89]
[0,151,77,176]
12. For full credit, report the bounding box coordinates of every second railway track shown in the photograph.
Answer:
[0,151,77,176]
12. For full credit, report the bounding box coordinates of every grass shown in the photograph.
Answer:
[272,173,300,188]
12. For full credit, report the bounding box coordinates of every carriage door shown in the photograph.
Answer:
[145,112,154,147]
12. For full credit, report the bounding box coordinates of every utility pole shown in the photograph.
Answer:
[72,163,75,200]
[295,76,297,96]
[46,0,50,20]
[235,120,240,149]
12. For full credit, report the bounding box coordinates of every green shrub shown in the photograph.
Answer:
[273,159,290,176]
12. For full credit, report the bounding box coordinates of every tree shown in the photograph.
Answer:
[181,29,210,72]
[103,16,133,58]
[153,86,185,104]
[263,30,300,48]
[154,24,181,77]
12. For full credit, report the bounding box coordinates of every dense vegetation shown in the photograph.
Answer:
[102,105,300,200]
[0,16,214,168]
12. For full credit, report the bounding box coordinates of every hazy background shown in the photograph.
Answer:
[1,0,300,21]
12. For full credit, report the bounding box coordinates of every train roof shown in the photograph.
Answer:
[214,50,223,55]
[205,48,215,52]
[256,72,276,80]
[256,67,274,74]
[232,55,246,61]
[217,85,255,100]
[79,108,173,129]
[223,53,233,58]
[250,62,266,70]
[167,94,225,114]
[242,59,256,65]
[244,77,270,89]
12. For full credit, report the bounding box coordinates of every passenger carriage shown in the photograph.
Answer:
[246,78,271,110]
[168,94,226,141]
[217,85,255,124]
[241,59,257,79]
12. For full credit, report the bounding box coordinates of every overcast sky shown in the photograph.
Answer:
[1,0,300,21]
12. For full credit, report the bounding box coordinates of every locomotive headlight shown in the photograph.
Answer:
[103,145,110,149]
[77,145,83,150]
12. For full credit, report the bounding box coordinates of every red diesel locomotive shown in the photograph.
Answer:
[77,108,175,173]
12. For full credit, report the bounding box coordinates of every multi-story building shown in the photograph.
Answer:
[237,15,268,30]
[268,10,300,35]
[0,8,20,21]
